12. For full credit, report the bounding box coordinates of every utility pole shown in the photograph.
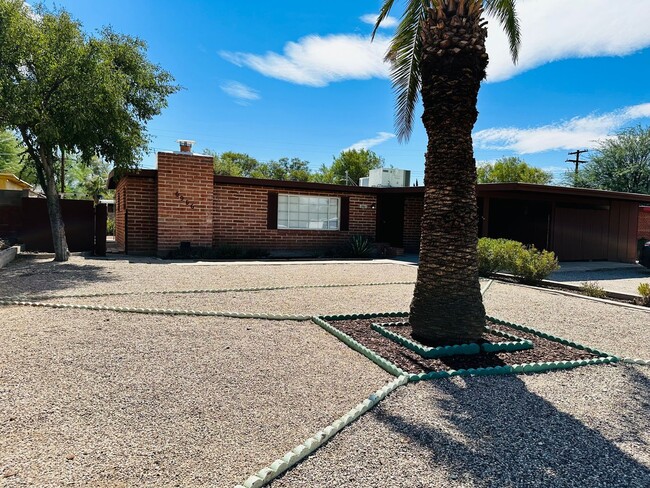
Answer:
[566,149,588,185]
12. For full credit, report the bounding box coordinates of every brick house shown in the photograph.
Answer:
[108,144,650,262]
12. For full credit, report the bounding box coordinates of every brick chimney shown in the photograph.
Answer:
[177,139,195,154]
[156,140,214,255]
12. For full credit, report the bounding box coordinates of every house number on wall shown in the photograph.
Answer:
[175,191,196,209]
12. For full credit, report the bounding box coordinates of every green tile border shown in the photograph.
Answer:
[315,313,620,381]
[0,299,312,321]
[370,322,533,357]
[235,373,410,488]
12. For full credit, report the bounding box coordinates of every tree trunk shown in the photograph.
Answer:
[409,7,489,345]
[41,151,70,261]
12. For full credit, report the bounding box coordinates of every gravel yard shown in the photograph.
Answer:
[1,256,649,487]
[0,256,417,299]
[483,282,650,360]
[37,286,415,317]
[0,307,392,487]
[271,365,650,488]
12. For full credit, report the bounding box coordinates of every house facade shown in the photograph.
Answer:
[109,147,650,262]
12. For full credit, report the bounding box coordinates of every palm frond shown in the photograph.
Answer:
[484,0,521,63]
[388,0,429,142]
[371,0,396,41]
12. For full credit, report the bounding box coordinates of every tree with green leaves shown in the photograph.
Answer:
[477,157,552,185]
[0,130,37,185]
[253,157,312,182]
[66,157,113,203]
[566,126,650,194]
[374,0,520,344]
[318,149,384,184]
[0,0,178,260]
[205,150,261,177]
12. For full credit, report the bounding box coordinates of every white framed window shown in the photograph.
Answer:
[277,194,340,230]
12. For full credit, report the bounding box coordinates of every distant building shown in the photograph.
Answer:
[0,173,33,191]
[359,168,411,187]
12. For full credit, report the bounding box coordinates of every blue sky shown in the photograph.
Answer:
[44,0,650,183]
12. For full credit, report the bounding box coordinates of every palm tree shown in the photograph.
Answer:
[374,1,520,345]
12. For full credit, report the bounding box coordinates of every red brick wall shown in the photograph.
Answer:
[639,206,650,239]
[115,174,157,254]
[213,183,376,250]
[157,152,214,255]
[114,179,126,249]
[403,194,423,253]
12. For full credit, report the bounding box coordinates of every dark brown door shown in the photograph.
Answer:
[553,205,609,261]
[376,195,405,246]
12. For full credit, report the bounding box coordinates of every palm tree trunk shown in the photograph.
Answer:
[410,7,488,345]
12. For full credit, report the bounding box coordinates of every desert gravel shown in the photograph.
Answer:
[271,365,650,488]
[483,282,650,360]
[0,306,392,487]
[38,286,415,317]
[0,256,417,299]
[2,256,649,487]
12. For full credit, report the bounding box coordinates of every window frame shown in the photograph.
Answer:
[277,193,341,231]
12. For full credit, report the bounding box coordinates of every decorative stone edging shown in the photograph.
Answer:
[371,322,533,357]
[487,275,650,313]
[234,373,410,488]
[313,314,408,377]
[371,322,480,357]
[315,313,620,383]
[619,357,650,365]
[0,299,312,321]
[2,281,416,302]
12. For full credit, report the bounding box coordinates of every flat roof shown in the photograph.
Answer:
[110,169,650,204]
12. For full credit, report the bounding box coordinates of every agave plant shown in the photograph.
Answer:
[374,0,520,344]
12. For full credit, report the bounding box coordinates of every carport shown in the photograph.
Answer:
[477,183,650,262]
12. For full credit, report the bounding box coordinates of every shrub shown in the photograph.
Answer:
[638,283,650,306]
[106,218,115,236]
[477,238,522,276]
[510,246,560,283]
[580,281,607,299]
[344,235,374,258]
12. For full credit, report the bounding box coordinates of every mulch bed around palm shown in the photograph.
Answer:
[330,317,599,374]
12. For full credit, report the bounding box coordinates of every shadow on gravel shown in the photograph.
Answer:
[0,256,116,298]
[375,371,650,488]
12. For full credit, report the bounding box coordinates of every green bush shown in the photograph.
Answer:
[638,283,650,306]
[510,245,560,283]
[477,237,559,282]
[477,238,522,276]
[580,281,607,298]
[106,218,115,236]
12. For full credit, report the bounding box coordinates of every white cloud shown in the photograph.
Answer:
[473,103,650,154]
[220,34,390,87]
[485,0,650,82]
[220,81,260,105]
[344,132,395,151]
[221,0,650,87]
[360,13,398,28]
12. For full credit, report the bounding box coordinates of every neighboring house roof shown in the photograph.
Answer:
[0,173,33,191]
